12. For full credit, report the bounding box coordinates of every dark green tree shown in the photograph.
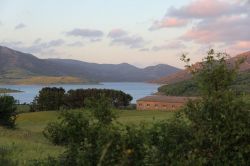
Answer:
[0,95,17,128]
[32,87,65,111]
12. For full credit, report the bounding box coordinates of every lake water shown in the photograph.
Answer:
[0,82,160,104]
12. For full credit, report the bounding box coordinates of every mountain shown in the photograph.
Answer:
[47,59,180,82]
[0,46,180,84]
[150,51,250,84]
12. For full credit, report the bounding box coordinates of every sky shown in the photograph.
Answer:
[0,0,249,68]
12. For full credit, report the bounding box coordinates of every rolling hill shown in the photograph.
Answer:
[0,46,180,84]
[150,51,250,84]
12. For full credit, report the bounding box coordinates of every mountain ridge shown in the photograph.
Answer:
[0,45,181,83]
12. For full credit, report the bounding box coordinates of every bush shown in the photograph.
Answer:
[0,95,17,128]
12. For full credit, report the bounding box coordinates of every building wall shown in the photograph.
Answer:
[136,101,184,111]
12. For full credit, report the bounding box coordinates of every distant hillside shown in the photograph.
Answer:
[150,51,250,84]
[158,70,250,96]
[0,46,180,84]
[48,59,180,82]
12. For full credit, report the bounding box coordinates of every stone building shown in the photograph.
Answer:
[136,95,196,111]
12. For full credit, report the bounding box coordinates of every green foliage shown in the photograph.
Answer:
[159,50,250,97]
[86,95,117,125]
[43,111,91,145]
[0,146,18,166]
[31,87,65,111]
[43,96,190,165]
[0,95,17,128]
[64,88,133,109]
[159,71,250,96]
[146,115,193,165]
[31,88,133,111]
[158,79,198,96]
[181,49,250,165]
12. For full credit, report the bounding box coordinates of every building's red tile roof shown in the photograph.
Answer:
[137,95,197,103]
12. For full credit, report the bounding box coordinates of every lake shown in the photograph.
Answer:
[0,82,160,104]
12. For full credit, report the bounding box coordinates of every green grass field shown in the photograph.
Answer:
[0,109,174,165]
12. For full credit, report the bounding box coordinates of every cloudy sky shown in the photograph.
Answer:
[0,0,249,68]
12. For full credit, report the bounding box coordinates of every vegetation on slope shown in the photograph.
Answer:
[158,70,250,96]
[0,76,89,85]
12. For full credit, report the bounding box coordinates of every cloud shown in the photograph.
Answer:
[151,0,250,53]
[67,41,84,47]
[15,23,26,30]
[234,41,250,49]
[151,0,248,30]
[139,48,150,52]
[0,41,23,48]
[111,35,148,49]
[1,39,65,54]
[150,17,189,30]
[152,41,186,51]
[33,38,42,44]
[47,39,65,47]
[108,29,148,49]
[25,39,64,53]
[167,0,248,19]
[108,29,128,38]
[66,28,104,41]
[181,15,250,44]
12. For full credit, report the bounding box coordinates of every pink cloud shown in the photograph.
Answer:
[235,41,250,49]
[168,0,247,18]
[181,15,250,43]
[170,0,230,18]
[150,17,188,30]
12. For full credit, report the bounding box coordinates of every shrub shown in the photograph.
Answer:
[0,95,17,128]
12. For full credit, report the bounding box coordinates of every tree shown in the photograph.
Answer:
[32,87,65,111]
[0,95,17,128]
[63,89,133,109]
[182,49,250,165]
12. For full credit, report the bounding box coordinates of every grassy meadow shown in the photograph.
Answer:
[0,107,175,164]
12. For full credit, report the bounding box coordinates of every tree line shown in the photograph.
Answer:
[30,88,133,111]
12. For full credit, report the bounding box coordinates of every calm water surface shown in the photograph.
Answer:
[0,82,159,104]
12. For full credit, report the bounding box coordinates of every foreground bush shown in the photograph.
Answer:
[0,95,17,128]
[181,49,250,165]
